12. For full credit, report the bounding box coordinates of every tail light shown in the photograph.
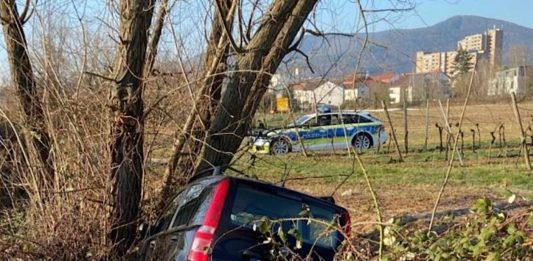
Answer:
[377,125,385,132]
[340,210,351,236]
[188,179,230,261]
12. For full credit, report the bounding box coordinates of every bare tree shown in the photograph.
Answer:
[159,0,235,203]
[195,0,318,173]
[0,0,54,181]
[108,0,156,256]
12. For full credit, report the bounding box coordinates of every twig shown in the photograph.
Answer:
[428,64,477,234]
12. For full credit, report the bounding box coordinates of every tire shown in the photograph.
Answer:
[270,138,290,155]
[352,133,372,152]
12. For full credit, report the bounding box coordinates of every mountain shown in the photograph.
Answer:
[284,15,533,78]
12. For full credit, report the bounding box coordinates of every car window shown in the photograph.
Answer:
[229,184,341,248]
[317,115,331,126]
[358,115,372,123]
[363,113,382,122]
[150,191,184,235]
[329,115,341,125]
[289,115,312,127]
[170,183,214,228]
[343,114,372,124]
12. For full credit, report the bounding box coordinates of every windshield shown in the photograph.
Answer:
[288,115,312,127]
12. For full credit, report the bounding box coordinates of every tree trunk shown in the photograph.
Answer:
[160,0,234,204]
[177,0,234,178]
[195,0,318,174]
[108,0,155,256]
[0,0,54,183]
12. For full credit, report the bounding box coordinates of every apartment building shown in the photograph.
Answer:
[416,28,503,75]
[487,28,503,68]
[457,33,486,52]
[415,51,457,75]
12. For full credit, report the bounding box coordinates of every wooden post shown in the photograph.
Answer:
[382,100,403,162]
[489,131,496,164]
[475,123,481,148]
[436,123,443,152]
[376,129,381,154]
[471,129,476,152]
[444,99,450,160]
[424,99,429,151]
[459,129,464,158]
[445,125,450,161]
[403,88,409,154]
[446,98,450,121]
[511,92,532,170]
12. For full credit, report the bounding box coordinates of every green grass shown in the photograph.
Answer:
[235,148,533,198]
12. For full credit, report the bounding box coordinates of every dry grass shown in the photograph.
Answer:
[0,72,190,258]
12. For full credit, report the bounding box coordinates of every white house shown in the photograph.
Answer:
[388,86,413,104]
[289,79,346,110]
[389,72,450,104]
[344,83,370,101]
[488,66,531,98]
[314,81,345,107]
[342,73,373,101]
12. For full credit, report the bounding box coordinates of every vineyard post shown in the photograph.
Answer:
[382,100,403,162]
[403,88,409,154]
[436,123,443,152]
[511,92,532,170]
[424,99,429,151]
[471,129,476,153]
[489,131,496,164]
[475,123,481,147]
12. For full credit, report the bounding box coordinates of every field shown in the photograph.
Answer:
[239,101,533,232]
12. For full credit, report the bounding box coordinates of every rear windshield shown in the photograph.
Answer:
[151,178,219,236]
[229,184,342,248]
[170,183,214,228]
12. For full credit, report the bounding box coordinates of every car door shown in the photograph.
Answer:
[335,114,359,149]
[299,114,331,151]
[290,115,318,152]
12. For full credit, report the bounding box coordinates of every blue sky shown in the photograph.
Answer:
[319,0,533,34]
[401,0,533,30]
[1,0,532,78]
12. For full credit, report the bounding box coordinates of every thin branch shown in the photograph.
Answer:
[84,71,115,82]
[291,48,314,74]
[304,28,355,38]
[245,0,260,41]
[428,64,477,235]
[18,0,31,23]
[215,0,243,53]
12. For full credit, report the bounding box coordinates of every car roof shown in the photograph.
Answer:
[189,174,345,211]
[300,111,371,117]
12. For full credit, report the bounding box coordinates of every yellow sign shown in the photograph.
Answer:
[276,97,290,112]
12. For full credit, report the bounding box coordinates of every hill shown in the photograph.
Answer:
[285,15,533,78]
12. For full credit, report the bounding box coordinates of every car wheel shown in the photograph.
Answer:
[271,138,290,155]
[352,133,372,152]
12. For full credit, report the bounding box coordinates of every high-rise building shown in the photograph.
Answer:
[486,28,503,68]
[415,28,503,75]
[415,51,457,75]
[416,51,442,73]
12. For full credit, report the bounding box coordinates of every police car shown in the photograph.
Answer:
[251,111,388,154]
